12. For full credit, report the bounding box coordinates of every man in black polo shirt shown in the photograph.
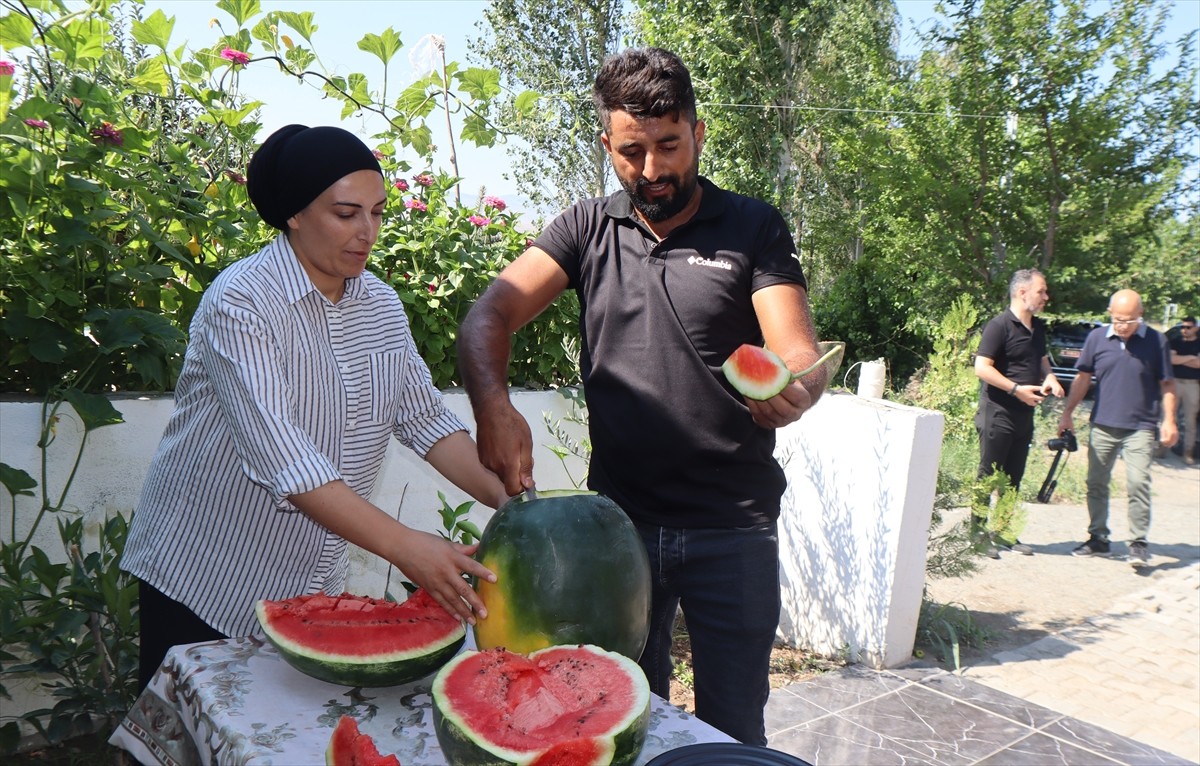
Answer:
[1059,290,1177,568]
[973,269,1064,557]
[1168,316,1199,464]
[459,48,827,745]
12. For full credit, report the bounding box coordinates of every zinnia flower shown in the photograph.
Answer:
[468,215,491,227]
[372,150,384,160]
[220,47,250,66]
[0,60,14,76]
[482,195,506,212]
[225,170,246,184]
[524,238,535,249]
[414,173,434,187]
[405,199,428,212]
[393,179,409,191]
[24,119,49,130]
[90,121,123,147]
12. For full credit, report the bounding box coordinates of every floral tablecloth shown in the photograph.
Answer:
[110,637,735,765]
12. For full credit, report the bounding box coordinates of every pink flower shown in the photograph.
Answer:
[468,215,491,227]
[427,281,438,293]
[24,119,49,129]
[90,121,123,146]
[0,60,14,76]
[405,198,428,212]
[220,47,250,66]
[372,150,384,160]
[393,179,409,191]
[414,173,434,187]
[225,170,246,184]
[482,195,506,212]
[524,238,535,249]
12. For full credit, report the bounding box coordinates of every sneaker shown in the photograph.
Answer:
[985,544,1001,560]
[1072,537,1111,557]
[1129,540,1150,569]
[1010,541,1034,556]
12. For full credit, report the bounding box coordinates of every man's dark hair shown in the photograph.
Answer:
[1183,316,1197,324]
[592,47,696,134]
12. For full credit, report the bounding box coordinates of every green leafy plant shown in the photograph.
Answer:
[0,394,137,755]
[385,490,484,601]
[915,597,993,671]
[541,384,590,489]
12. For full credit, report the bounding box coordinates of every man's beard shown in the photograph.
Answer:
[620,165,699,223]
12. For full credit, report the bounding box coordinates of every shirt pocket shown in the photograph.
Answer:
[368,351,405,424]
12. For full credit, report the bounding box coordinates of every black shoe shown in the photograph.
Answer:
[1129,540,1150,568]
[985,544,1001,559]
[1010,541,1034,555]
[1072,536,1111,557]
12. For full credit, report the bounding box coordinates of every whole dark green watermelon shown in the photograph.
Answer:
[472,490,651,660]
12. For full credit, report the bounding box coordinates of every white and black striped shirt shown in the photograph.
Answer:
[122,234,466,637]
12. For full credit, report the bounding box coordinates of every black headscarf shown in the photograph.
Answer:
[246,125,382,230]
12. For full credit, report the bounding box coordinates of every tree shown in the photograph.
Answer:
[470,0,628,214]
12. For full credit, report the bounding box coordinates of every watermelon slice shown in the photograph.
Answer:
[432,645,650,766]
[722,341,845,400]
[326,715,401,766]
[256,588,465,687]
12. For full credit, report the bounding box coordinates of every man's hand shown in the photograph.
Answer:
[475,402,535,497]
[747,379,815,429]
[1041,374,1065,398]
[1014,385,1046,407]
[1159,418,1179,449]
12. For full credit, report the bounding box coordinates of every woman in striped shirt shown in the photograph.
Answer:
[122,125,508,691]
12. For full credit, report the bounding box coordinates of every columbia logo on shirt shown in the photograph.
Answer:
[687,255,732,270]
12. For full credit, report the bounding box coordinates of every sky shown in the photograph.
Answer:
[142,0,1198,215]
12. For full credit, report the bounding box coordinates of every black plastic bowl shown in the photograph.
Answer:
[645,743,815,766]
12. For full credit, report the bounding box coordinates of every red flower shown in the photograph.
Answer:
[220,47,250,66]
[0,60,15,76]
[224,170,247,184]
[393,179,409,191]
[90,121,123,146]
[24,119,49,129]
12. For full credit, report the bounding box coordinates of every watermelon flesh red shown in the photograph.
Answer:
[432,645,650,766]
[722,341,846,401]
[722,344,792,400]
[326,715,401,766]
[256,588,465,687]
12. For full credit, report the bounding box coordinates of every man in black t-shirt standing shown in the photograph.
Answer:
[1169,316,1200,464]
[459,48,827,746]
[973,269,1064,557]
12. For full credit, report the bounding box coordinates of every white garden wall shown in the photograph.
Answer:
[0,387,941,728]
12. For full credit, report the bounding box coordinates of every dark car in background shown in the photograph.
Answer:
[1046,320,1102,390]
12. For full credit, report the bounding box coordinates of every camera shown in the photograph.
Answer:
[1047,429,1078,453]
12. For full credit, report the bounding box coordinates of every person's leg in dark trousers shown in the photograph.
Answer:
[137,579,226,693]
[635,520,780,745]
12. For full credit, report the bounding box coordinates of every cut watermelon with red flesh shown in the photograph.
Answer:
[326,715,401,766]
[256,588,465,687]
[432,645,650,766]
[722,342,845,401]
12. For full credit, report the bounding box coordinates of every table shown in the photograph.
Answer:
[110,637,735,765]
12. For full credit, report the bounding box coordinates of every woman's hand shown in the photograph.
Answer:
[393,527,496,624]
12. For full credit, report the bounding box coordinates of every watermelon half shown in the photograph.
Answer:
[326,715,401,766]
[431,645,650,766]
[256,588,465,687]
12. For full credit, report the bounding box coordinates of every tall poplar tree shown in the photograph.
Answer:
[470,0,627,214]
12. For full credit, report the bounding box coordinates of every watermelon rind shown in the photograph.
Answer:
[471,492,651,660]
[431,645,651,766]
[722,344,792,401]
[256,593,466,688]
